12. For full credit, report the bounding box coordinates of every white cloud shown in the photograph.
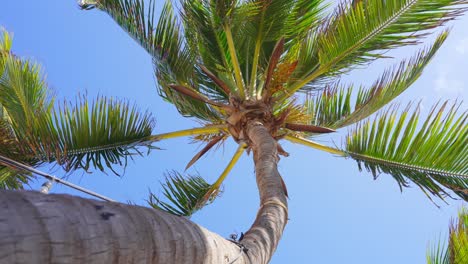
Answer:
[455,37,468,55]
[433,70,465,96]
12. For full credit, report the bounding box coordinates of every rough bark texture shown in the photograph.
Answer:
[0,123,288,264]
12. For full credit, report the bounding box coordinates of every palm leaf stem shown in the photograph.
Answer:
[149,125,228,141]
[348,152,468,179]
[249,7,266,95]
[199,65,232,95]
[59,125,228,158]
[285,123,335,133]
[185,135,225,170]
[286,0,446,97]
[286,62,327,99]
[224,25,245,98]
[211,142,246,190]
[285,135,345,156]
[0,154,115,202]
[168,84,229,108]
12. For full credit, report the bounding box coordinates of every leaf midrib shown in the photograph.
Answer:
[288,0,418,94]
[348,151,468,179]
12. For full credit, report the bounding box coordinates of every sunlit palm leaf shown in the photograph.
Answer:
[317,0,467,75]
[243,0,293,92]
[182,0,231,72]
[180,0,258,99]
[0,115,37,190]
[0,167,32,190]
[82,1,219,119]
[153,2,224,121]
[81,0,164,58]
[0,30,46,188]
[289,0,468,92]
[346,102,468,201]
[0,119,38,189]
[448,208,468,263]
[50,95,155,174]
[427,240,449,264]
[1,31,158,176]
[0,30,12,52]
[0,51,53,141]
[0,32,52,187]
[307,32,448,129]
[84,0,196,85]
[148,171,218,217]
[245,0,325,93]
[427,207,468,264]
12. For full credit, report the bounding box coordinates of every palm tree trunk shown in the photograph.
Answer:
[239,121,288,263]
[0,123,288,264]
[0,190,242,263]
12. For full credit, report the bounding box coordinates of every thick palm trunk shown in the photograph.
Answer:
[0,122,287,264]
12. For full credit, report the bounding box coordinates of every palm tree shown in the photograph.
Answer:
[1,0,468,263]
[427,207,468,264]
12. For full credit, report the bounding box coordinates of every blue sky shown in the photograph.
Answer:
[1,1,467,263]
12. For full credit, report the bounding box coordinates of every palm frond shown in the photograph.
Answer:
[346,102,468,202]
[427,207,468,264]
[83,0,219,119]
[182,0,230,72]
[0,29,12,52]
[0,118,38,189]
[289,0,468,92]
[151,124,228,141]
[285,134,345,156]
[427,240,449,264]
[245,0,325,93]
[0,167,32,190]
[153,1,227,122]
[180,0,259,99]
[49,95,155,174]
[87,0,198,86]
[307,32,448,128]
[81,0,164,58]
[0,30,47,188]
[320,0,467,73]
[449,207,468,263]
[0,49,53,140]
[148,171,217,217]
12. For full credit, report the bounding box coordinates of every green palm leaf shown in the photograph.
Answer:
[82,0,195,84]
[448,208,468,263]
[346,102,468,201]
[148,171,218,217]
[0,167,32,190]
[0,30,157,176]
[81,0,163,58]
[49,95,155,174]
[290,0,468,92]
[307,32,448,129]
[427,207,468,264]
[319,0,467,73]
[81,0,218,120]
[0,117,38,189]
[427,239,449,264]
[243,0,326,95]
[0,50,53,140]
